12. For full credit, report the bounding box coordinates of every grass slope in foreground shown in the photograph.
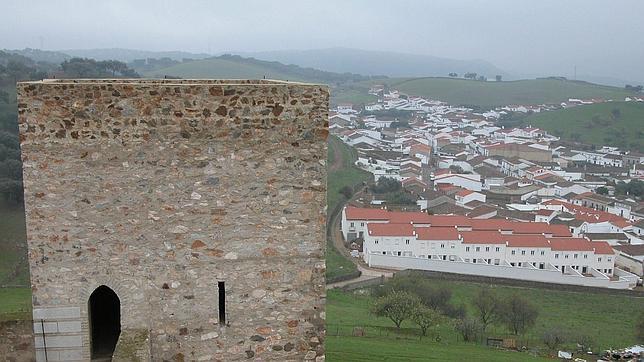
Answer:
[372,77,631,109]
[327,279,644,360]
[327,289,550,362]
[523,101,644,152]
[0,201,29,286]
[326,136,371,282]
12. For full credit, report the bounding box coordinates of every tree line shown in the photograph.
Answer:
[371,276,538,339]
[367,275,633,353]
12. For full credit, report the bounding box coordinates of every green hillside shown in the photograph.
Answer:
[144,57,302,81]
[369,77,632,109]
[523,101,644,151]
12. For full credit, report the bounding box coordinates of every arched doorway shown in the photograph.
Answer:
[88,285,121,359]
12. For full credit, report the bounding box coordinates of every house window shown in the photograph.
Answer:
[405,239,410,245]
[583,254,587,259]
[397,251,401,256]
[530,250,535,255]
[218,281,226,326]
[607,257,612,262]
[451,244,455,249]
[511,250,516,255]
[485,247,490,252]
[608,269,612,274]
[565,254,569,259]
[521,250,526,255]
[466,247,470,252]
[495,247,500,252]
[441,244,445,248]
[476,247,480,252]
[350,222,354,227]
[574,254,578,259]
[375,240,379,244]
[382,251,386,255]
[597,257,602,262]
[360,222,365,227]
[465,258,470,262]
[428,255,432,259]
[494,259,500,265]
[555,254,559,259]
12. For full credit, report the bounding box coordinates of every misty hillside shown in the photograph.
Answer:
[4,48,71,64]
[374,77,632,109]
[139,54,383,85]
[240,48,508,79]
[61,48,212,62]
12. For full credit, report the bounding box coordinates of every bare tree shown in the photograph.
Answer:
[455,317,483,342]
[472,289,501,331]
[501,295,539,335]
[542,327,566,351]
[411,305,441,336]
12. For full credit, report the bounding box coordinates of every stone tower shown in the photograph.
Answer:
[17,79,327,361]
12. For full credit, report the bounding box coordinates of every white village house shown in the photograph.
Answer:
[341,206,640,289]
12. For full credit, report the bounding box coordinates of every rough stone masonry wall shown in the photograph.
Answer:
[18,79,328,361]
[0,320,36,362]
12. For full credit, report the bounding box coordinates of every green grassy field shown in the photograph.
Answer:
[360,77,632,110]
[523,101,644,152]
[326,335,550,361]
[326,136,372,281]
[0,201,29,286]
[327,276,644,360]
[327,136,371,213]
[143,58,305,81]
[0,287,31,320]
[331,86,377,107]
[0,201,31,320]
[327,289,550,361]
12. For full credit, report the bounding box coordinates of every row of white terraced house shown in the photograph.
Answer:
[341,206,640,289]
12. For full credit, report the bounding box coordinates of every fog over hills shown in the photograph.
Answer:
[237,48,508,79]
[61,48,211,62]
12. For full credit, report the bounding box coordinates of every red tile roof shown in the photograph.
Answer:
[428,215,472,227]
[389,212,433,224]
[542,199,629,226]
[456,190,475,197]
[461,231,506,244]
[505,234,550,248]
[469,219,514,231]
[345,206,389,220]
[415,227,460,240]
[368,223,415,237]
[548,238,595,252]
[547,224,573,237]
[591,241,615,255]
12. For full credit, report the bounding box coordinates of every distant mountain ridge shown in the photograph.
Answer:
[237,47,509,79]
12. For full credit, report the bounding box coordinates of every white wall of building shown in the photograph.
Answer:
[366,254,637,289]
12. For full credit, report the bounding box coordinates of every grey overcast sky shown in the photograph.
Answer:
[1,0,643,81]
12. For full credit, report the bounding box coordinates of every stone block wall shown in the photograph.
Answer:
[18,79,328,361]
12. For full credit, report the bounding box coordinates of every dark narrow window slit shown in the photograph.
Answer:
[218,281,226,325]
